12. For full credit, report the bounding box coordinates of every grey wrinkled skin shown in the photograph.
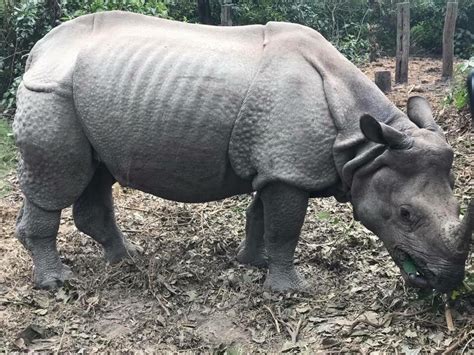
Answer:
[14,11,472,292]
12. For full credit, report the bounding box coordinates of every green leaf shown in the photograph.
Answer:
[317,211,331,220]
[402,259,417,275]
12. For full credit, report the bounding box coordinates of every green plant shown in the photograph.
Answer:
[60,0,169,21]
[167,0,220,24]
[444,57,474,110]
[2,0,474,116]
[0,118,16,195]
[0,0,169,116]
[233,0,372,62]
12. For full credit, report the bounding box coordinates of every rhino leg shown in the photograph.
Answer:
[73,165,141,263]
[16,199,72,289]
[260,182,310,293]
[236,193,267,267]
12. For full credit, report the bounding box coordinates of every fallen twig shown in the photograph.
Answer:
[54,322,67,355]
[127,255,171,317]
[391,309,429,318]
[347,308,431,336]
[146,260,171,317]
[285,317,303,343]
[346,318,383,335]
[445,305,455,332]
[319,340,342,351]
[118,205,149,213]
[122,229,142,234]
[442,331,471,355]
[263,305,281,333]
[461,336,474,355]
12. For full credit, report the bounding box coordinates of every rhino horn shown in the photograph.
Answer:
[360,114,413,149]
[449,200,474,259]
[407,96,442,134]
[462,200,474,244]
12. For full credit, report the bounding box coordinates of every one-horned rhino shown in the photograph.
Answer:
[14,11,472,292]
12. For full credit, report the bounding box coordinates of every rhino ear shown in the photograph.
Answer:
[360,114,413,149]
[407,96,441,133]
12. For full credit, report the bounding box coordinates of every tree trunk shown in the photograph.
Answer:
[367,0,381,62]
[395,2,410,83]
[220,0,232,26]
[442,1,458,79]
[375,70,392,93]
[48,0,60,27]
[197,0,212,25]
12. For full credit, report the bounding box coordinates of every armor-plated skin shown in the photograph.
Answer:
[14,11,472,292]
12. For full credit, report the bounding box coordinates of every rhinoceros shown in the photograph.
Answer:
[14,11,472,292]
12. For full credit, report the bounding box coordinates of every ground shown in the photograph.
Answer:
[0,57,472,353]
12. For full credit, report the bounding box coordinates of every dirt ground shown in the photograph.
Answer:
[0,57,472,353]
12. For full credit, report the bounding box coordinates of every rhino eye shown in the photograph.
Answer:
[400,206,412,222]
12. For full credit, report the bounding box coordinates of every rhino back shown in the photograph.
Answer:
[230,24,340,194]
[72,14,263,201]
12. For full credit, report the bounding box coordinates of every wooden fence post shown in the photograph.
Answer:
[442,1,458,79]
[375,70,392,93]
[395,2,410,83]
[197,0,212,25]
[48,0,61,26]
[220,0,232,26]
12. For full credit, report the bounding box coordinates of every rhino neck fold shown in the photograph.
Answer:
[290,24,419,200]
[333,114,415,201]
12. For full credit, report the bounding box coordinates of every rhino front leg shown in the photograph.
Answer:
[260,182,310,293]
[73,165,141,263]
[236,193,267,267]
[16,199,72,289]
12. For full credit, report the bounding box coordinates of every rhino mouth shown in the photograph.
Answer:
[393,248,433,289]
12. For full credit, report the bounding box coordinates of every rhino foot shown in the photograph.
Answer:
[104,239,143,264]
[236,240,267,268]
[34,263,73,290]
[264,267,310,293]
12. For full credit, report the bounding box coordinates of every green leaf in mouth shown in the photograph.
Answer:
[402,258,417,275]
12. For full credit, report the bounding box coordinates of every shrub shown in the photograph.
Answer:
[167,0,220,24]
[445,57,474,110]
[1,0,473,115]
[0,0,169,116]
[233,0,372,62]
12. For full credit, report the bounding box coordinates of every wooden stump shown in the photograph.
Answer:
[375,70,392,93]
[220,0,232,26]
[442,1,458,79]
[395,2,410,84]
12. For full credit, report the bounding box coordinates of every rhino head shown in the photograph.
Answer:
[351,96,473,292]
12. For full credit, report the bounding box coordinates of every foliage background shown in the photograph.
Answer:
[0,0,473,114]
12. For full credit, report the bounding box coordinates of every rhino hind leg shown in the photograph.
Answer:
[14,86,95,211]
[16,199,73,289]
[14,87,97,288]
[260,182,310,293]
[236,193,267,267]
[73,165,141,263]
